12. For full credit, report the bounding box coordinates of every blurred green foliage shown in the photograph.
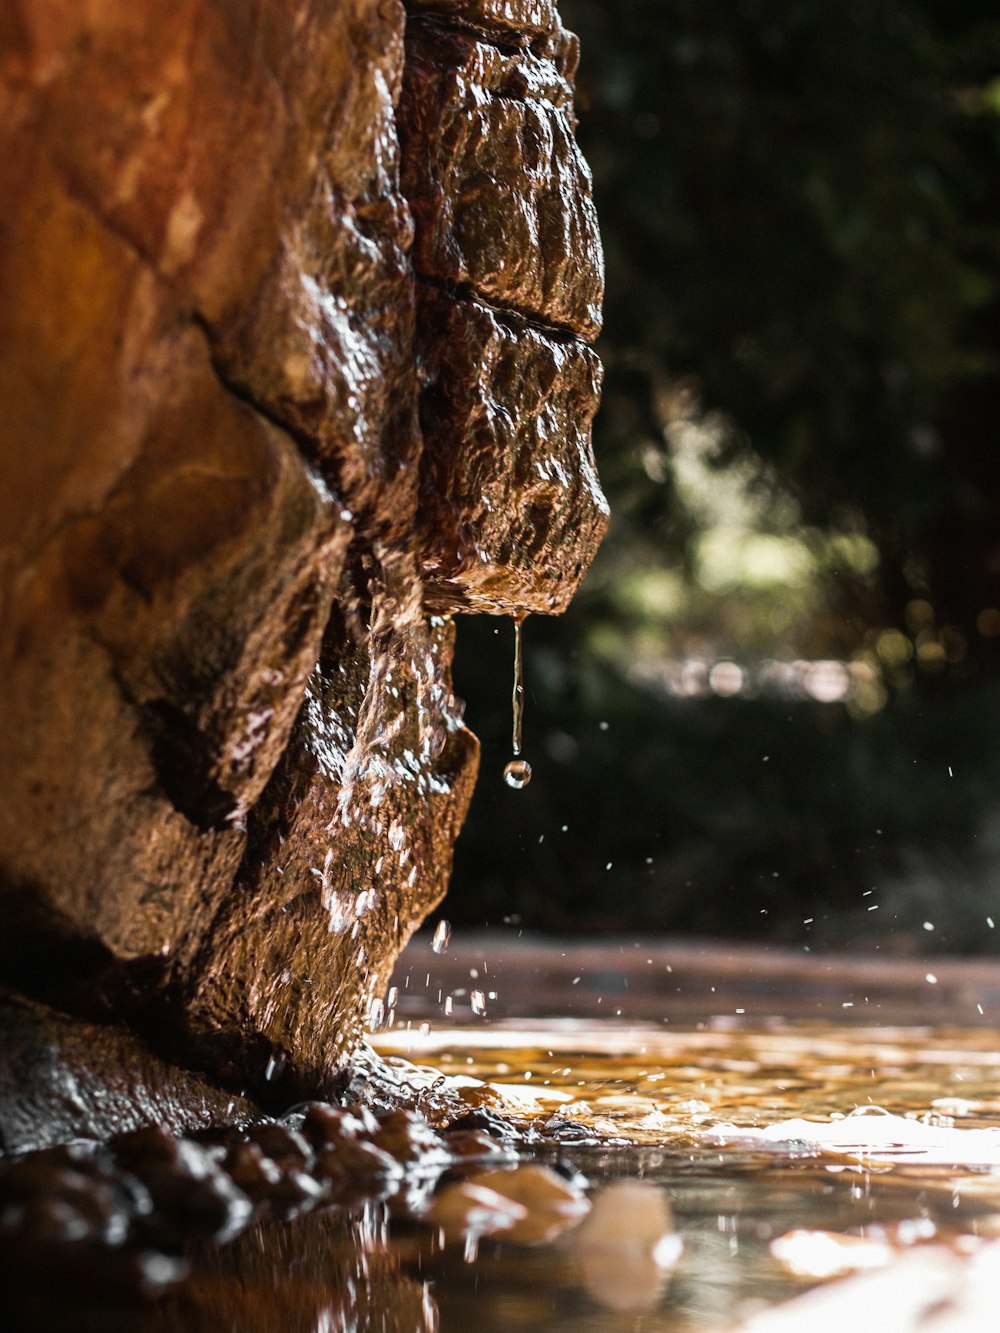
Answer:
[569,0,1000,565]
[443,0,1000,951]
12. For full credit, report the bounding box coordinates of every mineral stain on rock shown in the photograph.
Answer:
[0,0,607,1140]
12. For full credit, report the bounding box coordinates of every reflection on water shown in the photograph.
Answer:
[369,1020,1000,1330]
[8,1020,1000,1331]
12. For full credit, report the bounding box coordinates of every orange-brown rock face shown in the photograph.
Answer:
[401,0,609,611]
[0,0,606,1130]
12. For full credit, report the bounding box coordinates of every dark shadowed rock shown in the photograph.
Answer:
[0,992,256,1155]
[170,560,478,1099]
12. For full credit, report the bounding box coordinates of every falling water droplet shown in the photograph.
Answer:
[264,1050,286,1082]
[502,613,533,787]
[471,989,487,1015]
[504,758,532,789]
[432,920,452,954]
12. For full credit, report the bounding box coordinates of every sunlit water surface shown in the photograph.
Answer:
[51,1019,995,1332]
[362,1020,1000,1331]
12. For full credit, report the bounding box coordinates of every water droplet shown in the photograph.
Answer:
[471,989,487,1015]
[432,920,452,954]
[504,758,532,789]
[264,1050,286,1082]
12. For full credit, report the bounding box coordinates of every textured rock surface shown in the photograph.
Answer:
[0,992,257,1154]
[416,289,606,612]
[401,18,602,338]
[400,3,608,612]
[171,564,479,1100]
[0,0,605,1138]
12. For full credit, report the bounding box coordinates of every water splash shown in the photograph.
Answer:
[431,920,452,954]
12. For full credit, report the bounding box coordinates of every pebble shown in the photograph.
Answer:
[570,1180,683,1313]
[442,1129,511,1160]
[114,1129,255,1245]
[247,1123,314,1170]
[372,1110,450,1163]
[445,1107,526,1143]
[426,1180,528,1242]
[466,1165,591,1245]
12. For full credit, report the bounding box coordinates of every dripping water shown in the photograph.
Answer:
[431,919,452,954]
[503,612,532,789]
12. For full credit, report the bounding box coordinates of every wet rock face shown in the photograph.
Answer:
[401,1,609,611]
[0,0,605,1130]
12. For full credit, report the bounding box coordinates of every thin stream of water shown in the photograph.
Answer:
[504,614,532,789]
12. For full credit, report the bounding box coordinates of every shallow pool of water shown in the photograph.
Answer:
[9,1019,1000,1331]
[365,1020,1000,1329]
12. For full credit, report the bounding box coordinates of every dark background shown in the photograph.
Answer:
[444,0,1000,955]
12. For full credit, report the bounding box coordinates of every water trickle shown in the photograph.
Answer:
[503,613,532,788]
[431,920,452,954]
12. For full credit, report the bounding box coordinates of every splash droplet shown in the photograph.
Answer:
[432,919,452,954]
[504,758,533,789]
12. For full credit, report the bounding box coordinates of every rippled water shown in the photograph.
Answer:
[365,1020,1000,1329]
[13,1020,1000,1331]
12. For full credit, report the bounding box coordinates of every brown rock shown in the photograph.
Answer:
[400,17,603,339]
[416,288,608,613]
[0,992,256,1154]
[0,0,603,1133]
[0,233,346,989]
[169,560,478,1097]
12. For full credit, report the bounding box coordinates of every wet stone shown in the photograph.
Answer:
[314,1137,403,1182]
[445,1107,531,1143]
[372,1109,451,1163]
[113,1131,255,1246]
[441,1127,512,1160]
[0,0,606,1141]
[416,288,607,614]
[426,1179,528,1242]
[222,1141,284,1200]
[246,1123,314,1172]
[462,1163,590,1244]
[299,1102,380,1147]
[401,17,603,339]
